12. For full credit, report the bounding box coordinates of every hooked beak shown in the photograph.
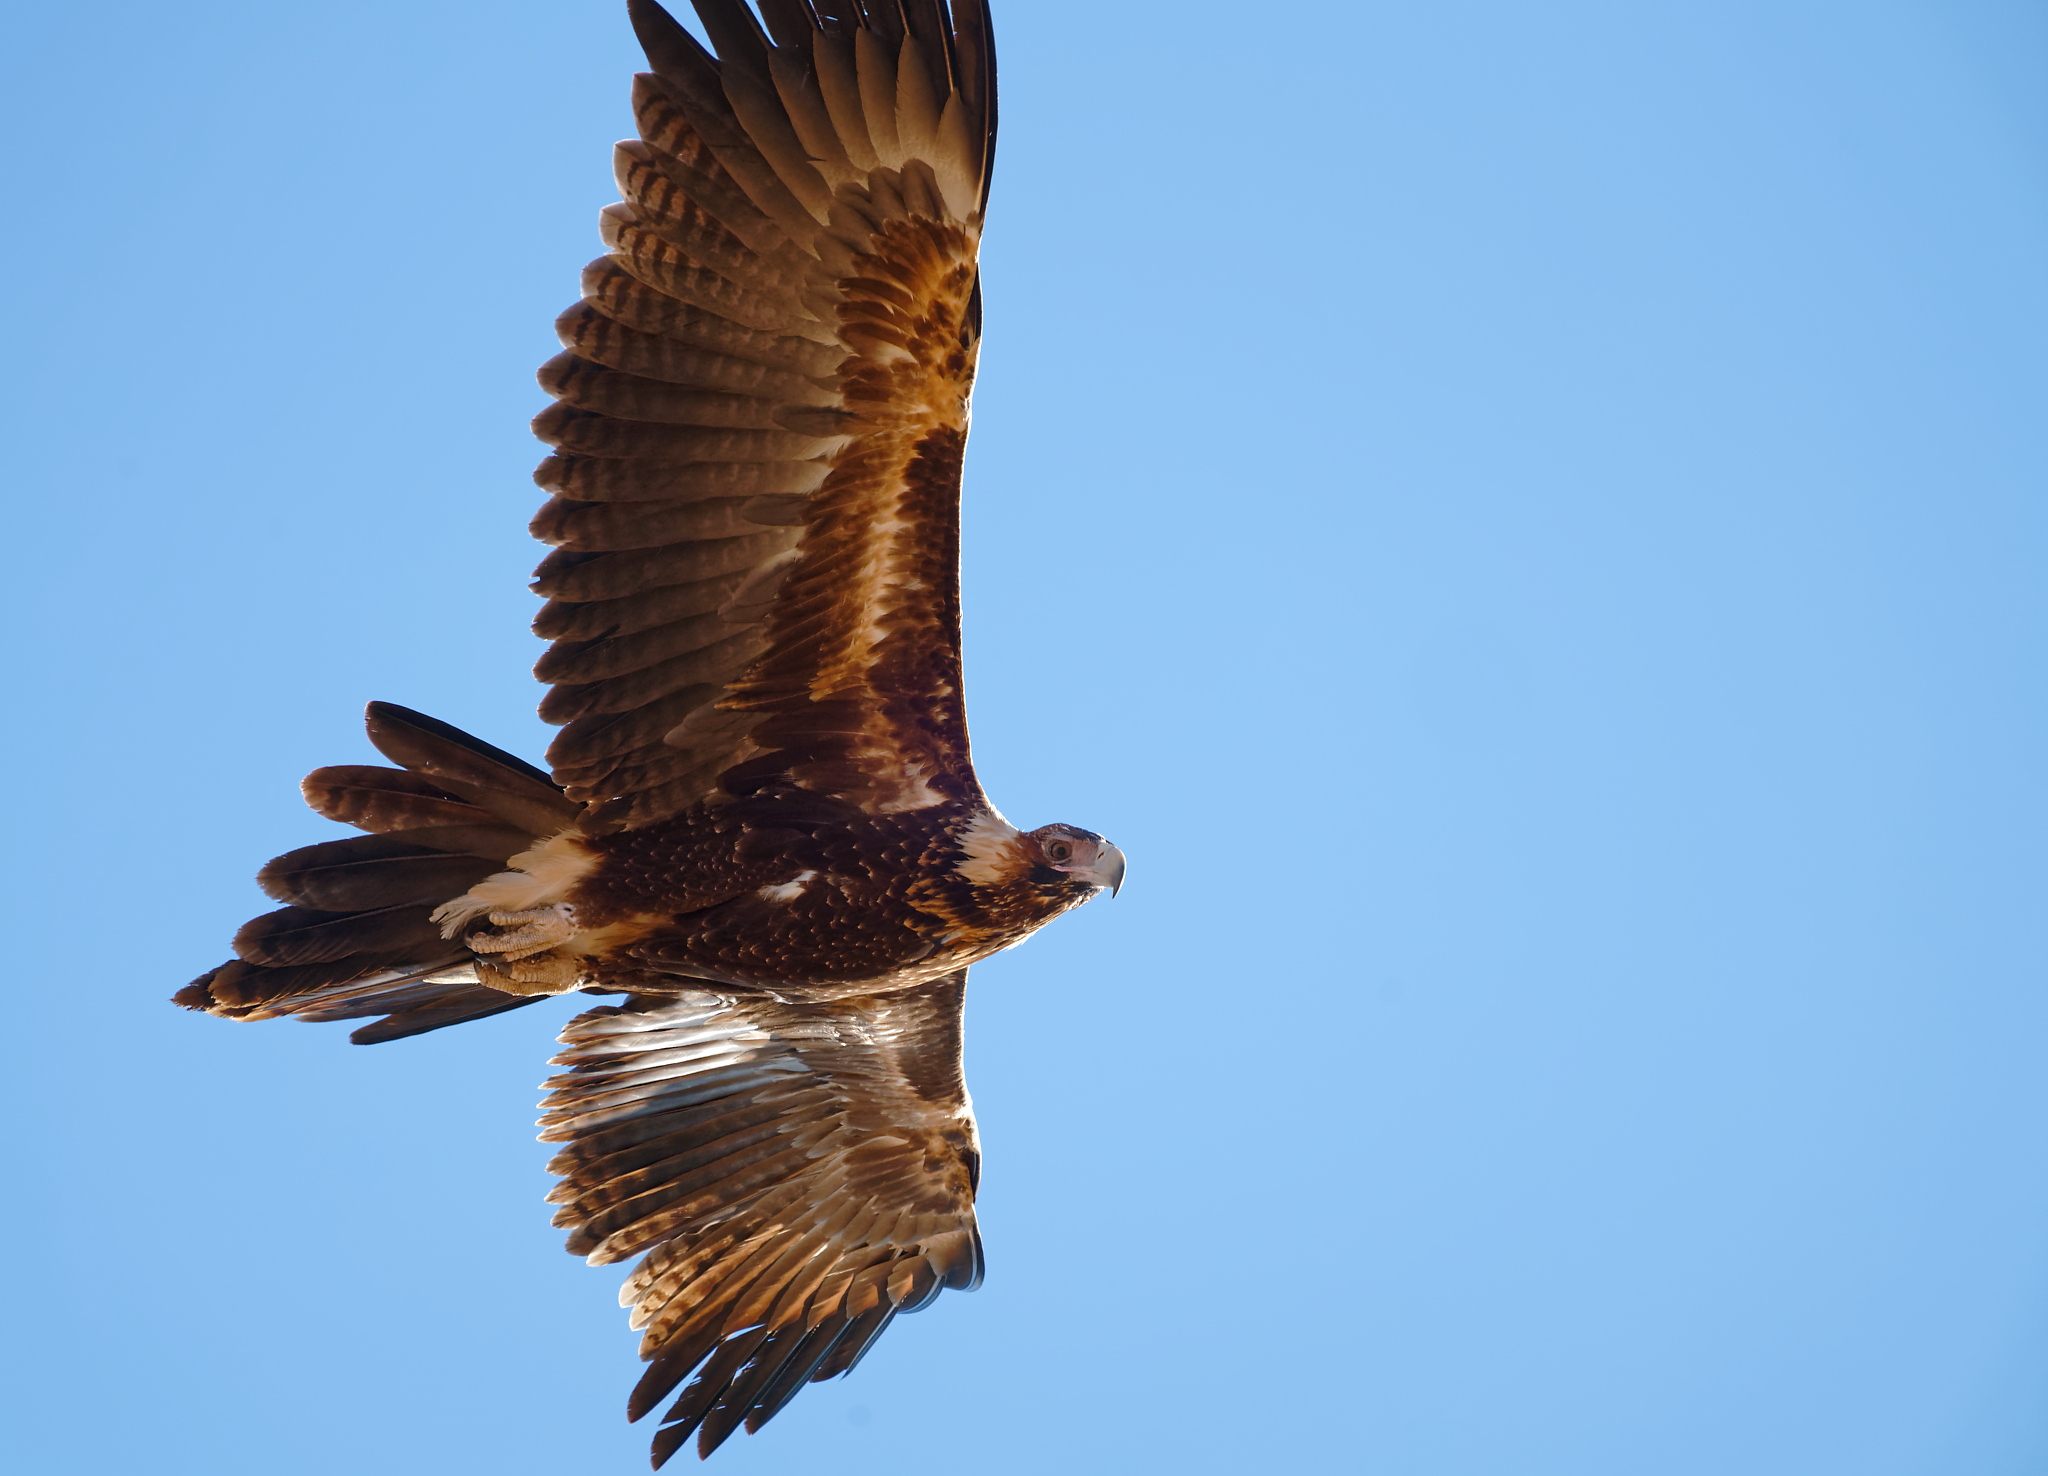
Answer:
[1056,840,1126,898]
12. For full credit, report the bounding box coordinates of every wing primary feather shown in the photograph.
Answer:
[867,0,907,46]
[899,0,957,94]
[685,0,774,86]
[753,0,821,53]
[629,0,718,81]
[742,1318,850,1433]
[811,26,878,168]
[825,1302,897,1379]
[653,1324,773,1448]
[630,1319,729,1424]
[812,0,861,31]
[692,1320,819,1456]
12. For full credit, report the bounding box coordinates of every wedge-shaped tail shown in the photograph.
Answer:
[174,703,581,1045]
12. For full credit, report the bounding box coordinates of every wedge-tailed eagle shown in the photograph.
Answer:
[175,0,1123,1461]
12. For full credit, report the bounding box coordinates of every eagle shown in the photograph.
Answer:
[173,0,1123,1463]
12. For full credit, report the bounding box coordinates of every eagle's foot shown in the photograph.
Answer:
[469,902,579,962]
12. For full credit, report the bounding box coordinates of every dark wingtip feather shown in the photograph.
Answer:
[691,1322,818,1456]
[629,1323,725,1423]
[836,1304,897,1379]
[753,0,819,52]
[685,0,773,83]
[648,1420,691,1469]
[643,1326,773,1464]
[629,0,715,78]
[742,1320,848,1435]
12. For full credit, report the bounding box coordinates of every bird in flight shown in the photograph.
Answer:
[175,0,1123,1461]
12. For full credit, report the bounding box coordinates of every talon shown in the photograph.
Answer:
[486,902,575,929]
[470,902,579,961]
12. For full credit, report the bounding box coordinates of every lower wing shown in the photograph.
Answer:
[541,968,983,1463]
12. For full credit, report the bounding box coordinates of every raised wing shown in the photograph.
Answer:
[542,970,982,1464]
[534,0,998,833]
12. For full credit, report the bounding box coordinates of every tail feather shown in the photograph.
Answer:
[302,766,508,834]
[257,836,505,912]
[338,985,556,1045]
[175,957,551,1043]
[177,703,587,1045]
[232,903,446,968]
[177,957,427,1014]
[363,702,579,838]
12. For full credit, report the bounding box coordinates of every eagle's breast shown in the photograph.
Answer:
[562,801,1064,995]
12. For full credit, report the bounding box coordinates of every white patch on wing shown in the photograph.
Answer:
[432,829,597,938]
[953,807,1020,884]
[758,870,818,903]
[875,760,942,814]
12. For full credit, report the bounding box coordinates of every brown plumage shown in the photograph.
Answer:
[174,0,1125,1464]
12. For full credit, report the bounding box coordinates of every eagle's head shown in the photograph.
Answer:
[1020,823,1126,898]
[952,811,1126,908]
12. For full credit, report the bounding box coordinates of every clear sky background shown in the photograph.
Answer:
[5,1,2047,1471]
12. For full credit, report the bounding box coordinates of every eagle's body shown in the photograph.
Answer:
[460,799,1106,999]
[172,0,1121,1463]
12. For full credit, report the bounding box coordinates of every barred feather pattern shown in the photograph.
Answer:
[541,970,981,1463]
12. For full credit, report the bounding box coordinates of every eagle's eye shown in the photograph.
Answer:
[1045,839,1074,863]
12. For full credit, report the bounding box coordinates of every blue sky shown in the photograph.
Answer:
[6,1,2047,1471]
